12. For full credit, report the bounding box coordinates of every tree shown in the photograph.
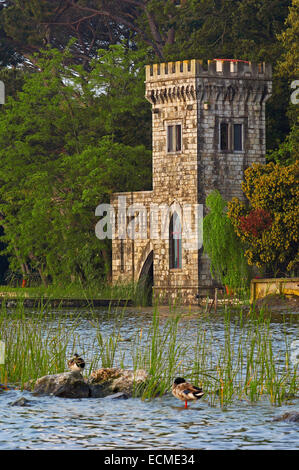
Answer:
[203,190,250,289]
[267,120,299,165]
[277,0,299,80]
[267,0,299,164]
[0,1,291,63]
[1,0,292,154]
[0,45,152,284]
[228,161,299,277]
[0,1,23,66]
[0,0,189,65]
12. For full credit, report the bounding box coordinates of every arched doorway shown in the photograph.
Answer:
[138,250,153,305]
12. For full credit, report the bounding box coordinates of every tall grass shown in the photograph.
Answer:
[130,306,187,398]
[0,279,151,306]
[0,300,297,407]
[0,303,80,388]
[187,307,298,407]
[92,304,298,406]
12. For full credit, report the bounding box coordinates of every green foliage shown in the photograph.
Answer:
[267,119,299,165]
[0,0,297,287]
[269,0,299,164]
[277,0,299,80]
[0,44,151,285]
[228,161,299,276]
[203,191,250,289]
[0,1,295,157]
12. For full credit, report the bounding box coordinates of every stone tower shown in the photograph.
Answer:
[110,59,272,304]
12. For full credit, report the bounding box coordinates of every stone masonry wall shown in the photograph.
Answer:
[110,59,272,304]
[146,62,200,304]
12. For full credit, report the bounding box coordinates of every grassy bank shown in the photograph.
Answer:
[0,280,152,306]
[0,302,297,406]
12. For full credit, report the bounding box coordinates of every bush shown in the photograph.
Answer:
[203,190,250,289]
[228,161,299,277]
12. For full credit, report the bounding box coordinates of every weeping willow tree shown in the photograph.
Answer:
[203,190,250,289]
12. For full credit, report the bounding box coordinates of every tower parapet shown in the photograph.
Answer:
[146,59,272,82]
[145,59,272,105]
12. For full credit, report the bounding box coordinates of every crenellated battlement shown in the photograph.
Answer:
[145,59,272,82]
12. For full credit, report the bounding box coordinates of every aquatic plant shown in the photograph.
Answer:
[0,300,297,408]
[0,303,80,387]
[0,279,150,306]
[92,303,298,407]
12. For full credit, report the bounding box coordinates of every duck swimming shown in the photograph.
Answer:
[172,377,204,408]
[67,353,85,373]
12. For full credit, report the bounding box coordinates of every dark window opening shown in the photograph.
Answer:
[220,122,244,152]
[220,122,229,151]
[233,124,243,151]
[169,212,182,269]
[167,125,173,152]
[175,124,181,151]
[120,239,124,272]
[167,124,182,153]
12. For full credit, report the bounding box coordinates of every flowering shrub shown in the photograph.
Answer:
[228,161,299,276]
[239,208,272,238]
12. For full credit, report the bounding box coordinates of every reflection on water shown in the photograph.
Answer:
[0,306,298,450]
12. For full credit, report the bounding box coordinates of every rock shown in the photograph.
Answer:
[273,411,299,423]
[23,379,35,391]
[23,368,148,399]
[10,396,31,407]
[104,392,129,400]
[88,368,148,398]
[33,371,90,398]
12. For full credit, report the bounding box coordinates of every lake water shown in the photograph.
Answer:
[0,306,298,450]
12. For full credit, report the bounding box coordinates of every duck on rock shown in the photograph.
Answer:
[172,377,204,408]
[67,353,85,373]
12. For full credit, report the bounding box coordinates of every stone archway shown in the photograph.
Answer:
[138,250,153,305]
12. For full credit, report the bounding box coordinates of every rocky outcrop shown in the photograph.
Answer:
[29,371,90,398]
[273,411,299,423]
[9,396,31,406]
[88,368,148,398]
[23,368,148,399]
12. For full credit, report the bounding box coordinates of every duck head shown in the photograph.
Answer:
[174,377,186,385]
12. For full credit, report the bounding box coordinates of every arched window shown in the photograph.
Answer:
[169,212,182,269]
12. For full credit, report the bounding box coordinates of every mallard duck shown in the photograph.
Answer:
[67,353,85,373]
[172,377,204,408]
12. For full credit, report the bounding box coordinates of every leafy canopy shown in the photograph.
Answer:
[0,44,151,284]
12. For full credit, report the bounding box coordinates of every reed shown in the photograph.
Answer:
[0,279,150,306]
[0,300,297,407]
[0,303,80,388]
[92,303,297,406]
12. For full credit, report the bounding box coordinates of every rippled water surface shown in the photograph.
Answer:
[0,306,298,450]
